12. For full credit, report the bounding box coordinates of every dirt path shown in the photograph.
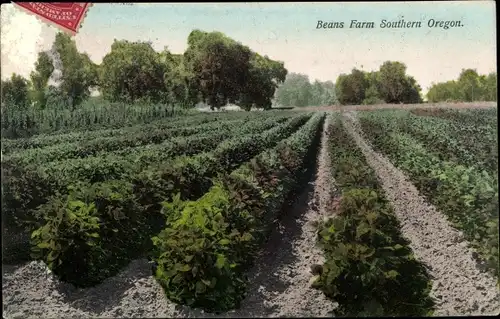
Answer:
[2,115,337,318]
[342,111,500,316]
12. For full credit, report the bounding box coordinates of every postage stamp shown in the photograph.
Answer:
[0,2,498,319]
[11,2,92,35]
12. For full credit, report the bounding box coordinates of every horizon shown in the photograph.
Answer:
[1,1,497,95]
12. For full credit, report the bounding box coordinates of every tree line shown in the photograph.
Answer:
[1,30,287,111]
[2,31,497,111]
[427,69,497,102]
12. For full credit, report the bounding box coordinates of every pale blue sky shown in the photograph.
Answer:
[1,1,496,94]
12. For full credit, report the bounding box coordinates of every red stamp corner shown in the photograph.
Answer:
[12,2,92,36]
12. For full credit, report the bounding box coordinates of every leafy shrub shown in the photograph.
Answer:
[315,189,435,317]
[30,180,158,286]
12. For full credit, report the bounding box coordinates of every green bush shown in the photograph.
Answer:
[315,189,434,317]
[30,180,160,286]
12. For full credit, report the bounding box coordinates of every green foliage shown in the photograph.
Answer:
[184,30,252,109]
[376,61,422,104]
[151,113,325,312]
[184,30,287,110]
[1,110,268,153]
[14,113,308,284]
[391,110,497,175]
[312,118,435,316]
[335,61,423,105]
[427,69,497,102]
[336,68,369,105]
[2,114,295,236]
[359,110,499,279]
[316,190,435,317]
[29,51,55,109]
[100,40,167,104]
[0,99,197,139]
[50,33,99,109]
[274,73,337,108]
[238,53,287,110]
[1,73,30,106]
[30,180,155,286]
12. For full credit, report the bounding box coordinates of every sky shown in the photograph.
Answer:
[1,1,497,95]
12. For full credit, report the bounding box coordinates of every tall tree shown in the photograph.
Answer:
[29,51,54,108]
[336,68,369,105]
[184,30,252,109]
[274,73,313,107]
[457,69,481,102]
[238,53,287,110]
[100,40,166,103]
[51,33,98,108]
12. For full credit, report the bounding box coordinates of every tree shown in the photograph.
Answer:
[160,49,195,107]
[336,68,369,105]
[273,73,312,107]
[183,30,286,110]
[482,72,497,101]
[1,73,30,106]
[50,33,98,108]
[426,70,496,102]
[29,51,55,108]
[362,71,384,105]
[376,61,421,104]
[184,30,252,109]
[457,69,481,102]
[238,53,287,110]
[100,40,167,103]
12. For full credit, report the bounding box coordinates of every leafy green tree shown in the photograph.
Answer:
[376,61,422,104]
[183,30,252,109]
[238,53,287,110]
[457,69,481,102]
[274,73,313,107]
[51,33,98,109]
[308,80,337,106]
[426,70,496,102]
[362,71,383,105]
[336,69,369,105]
[160,49,195,107]
[482,72,497,101]
[100,40,166,103]
[426,81,459,102]
[1,73,30,106]
[29,51,55,108]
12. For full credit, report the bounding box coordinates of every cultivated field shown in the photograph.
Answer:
[2,106,499,318]
[293,101,497,111]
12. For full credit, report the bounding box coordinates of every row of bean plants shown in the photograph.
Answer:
[1,111,288,154]
[28,114,311,287]
[150,113,325,312]
[358,111,499,280]
[312,117,435,317]
[390,111,497,175]
[3,115,291,166]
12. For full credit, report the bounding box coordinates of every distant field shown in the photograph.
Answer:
[293,101,497,111]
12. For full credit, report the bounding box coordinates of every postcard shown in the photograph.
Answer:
[1,2,498,318]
